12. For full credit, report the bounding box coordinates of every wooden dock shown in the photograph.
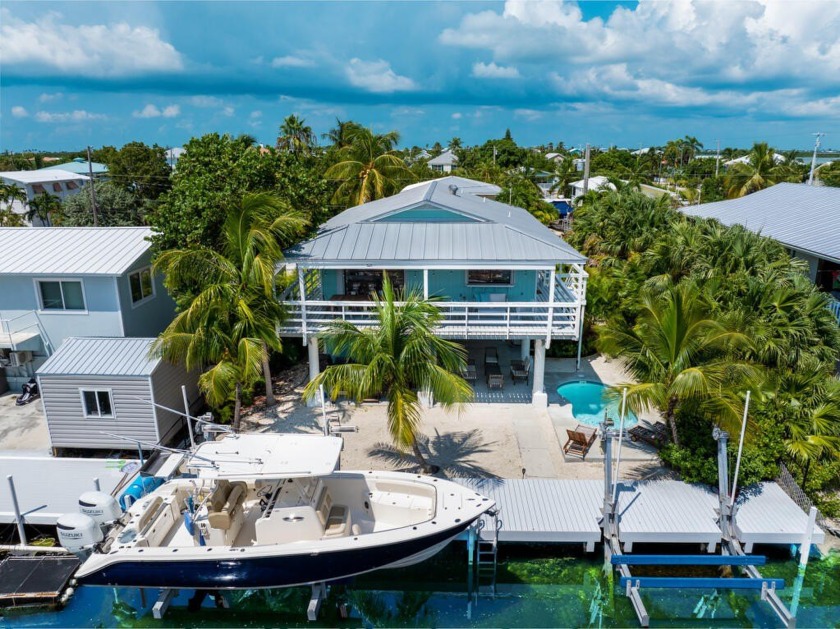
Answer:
[735,482,826,552]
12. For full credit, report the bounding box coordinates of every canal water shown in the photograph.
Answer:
[3,544,838,627]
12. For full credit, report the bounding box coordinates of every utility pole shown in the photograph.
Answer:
[808,132,826,185]
[86,145,99,226]
[582,143,591,195]
[492,145,497,166]
[714,139,720,178]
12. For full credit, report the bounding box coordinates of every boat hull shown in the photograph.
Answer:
[76,519,475,590]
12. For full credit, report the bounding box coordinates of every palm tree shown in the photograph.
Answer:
[324,127,413,206]
[549,155,580,198]
[682,135,704,163]
[276,114,316,154]
[303,276,472,473]
[598,282,758,444]
[26,192,62,226]
[322,118,361,149]
[724,142,787,198]
[152,193,306,429]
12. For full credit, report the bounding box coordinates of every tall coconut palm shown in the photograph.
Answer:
[724,142,788,198]
[598,282,758,444]
[322,118,361,149]
[324,127,413,206]
[152,193,306,430]
[549,155,580,197]
[303,276,472,473]
[276,114,316,154]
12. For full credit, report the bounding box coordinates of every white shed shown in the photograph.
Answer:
[37,337,200,452]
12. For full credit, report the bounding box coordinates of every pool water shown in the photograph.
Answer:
[556,381,638,427]
[5,545,839,627]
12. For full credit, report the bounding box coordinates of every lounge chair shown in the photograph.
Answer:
[486,363,504,389]
[563,425,598,459]
[461,359,477,383]
[510,358,531,385]
[628,422,669,448]
[484,347,499,367]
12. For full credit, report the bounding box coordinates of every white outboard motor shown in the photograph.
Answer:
[78,491,122,527]
[56,513,104,559]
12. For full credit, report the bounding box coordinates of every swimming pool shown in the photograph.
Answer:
[556,381,638,427]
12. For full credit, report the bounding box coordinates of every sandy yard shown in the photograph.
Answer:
[240,353,670,483]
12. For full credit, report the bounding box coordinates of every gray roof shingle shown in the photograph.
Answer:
[681,183,840,263]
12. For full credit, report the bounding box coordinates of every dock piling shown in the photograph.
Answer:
[152,589,177,620]
[307,582,327,621]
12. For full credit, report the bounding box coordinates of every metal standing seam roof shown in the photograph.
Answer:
[39,158,109,175]
[427,149,457,166]
[36,337,160,377]
[401,175,501,197]
[0,169,90,184]
[681,183,840,263]
[287,179,586,265]
[0,227,153,275]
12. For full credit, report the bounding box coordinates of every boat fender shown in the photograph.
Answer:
[119,476,164,510]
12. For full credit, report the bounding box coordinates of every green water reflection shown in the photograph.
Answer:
[3,545,838,628]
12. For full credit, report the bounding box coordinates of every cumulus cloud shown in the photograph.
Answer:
[133,104,180,118]
[1,9,184,77]
[472,61,520,79]
[11,106,29,118]
[271,55,315,68]
[39,92,63,103]
[189,95,223,108]
[345,58,416,93]
[440,0,840,117]
[222,106,235,117]
[451,112,463,120]
[514,108,542,121]
[34,110,105,122]
[250,110,262,119]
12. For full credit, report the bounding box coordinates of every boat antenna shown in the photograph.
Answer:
[130,396,233,434]
[99,432,220,468]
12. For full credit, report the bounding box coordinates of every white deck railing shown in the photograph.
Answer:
[278,298,581,340]
[0,311,52,353]
[828,298,840,325]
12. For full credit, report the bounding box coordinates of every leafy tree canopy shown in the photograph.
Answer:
[107,141,172,200]
[62,181,147,226]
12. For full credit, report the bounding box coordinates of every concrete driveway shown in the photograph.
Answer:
[0,392,51,452]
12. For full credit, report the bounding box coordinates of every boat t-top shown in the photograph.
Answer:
[57,433,495,590]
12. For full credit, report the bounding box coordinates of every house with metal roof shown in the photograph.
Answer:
[37,337,198,451]
[281,178,588,407]
[428,149,458,173]
[681,183,840,294]
[569,175,615,202]
[0,227,176,387]
[39,158,109,179]
[0,170,90,226]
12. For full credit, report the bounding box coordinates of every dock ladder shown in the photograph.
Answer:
[469,509,502,596]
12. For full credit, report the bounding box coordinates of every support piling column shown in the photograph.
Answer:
[520,338,531,362]
[307,338,320,408]
[531,339,547,407]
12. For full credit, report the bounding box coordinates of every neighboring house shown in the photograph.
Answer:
[723,153,786,167]
[0,170,90,226]
[428,149,458,173]
[545,152,563,162]
[0,227,176,387]
[569,175,615,202]
[682,183,840,322]
[403,175,501,200]
[39,158,109,179]
[37,337,199,452]
[281,177,588,407]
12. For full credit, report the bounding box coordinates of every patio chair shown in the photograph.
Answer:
[484,347,499,367]
[461,359,477,383]
[510,358,531,385]
[628,422,669,448]
[563,424,598,460]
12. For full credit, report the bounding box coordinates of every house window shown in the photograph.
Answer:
[65,181,78,190]
[344,269,405,297]
[37,280,86,310]
[467,270,513,285]
[81,390,114,418]
[52,182,63,192]
[129,267,155,304]
[32,184,46,194]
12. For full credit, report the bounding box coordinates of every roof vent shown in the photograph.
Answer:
[448,184,459,196]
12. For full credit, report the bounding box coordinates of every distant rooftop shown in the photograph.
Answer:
[681,183,840,263]
[570,175,615,191]
[0,169,89,184]
[37,337,160,377]
[428,149,458,167]
[39,158,108,176]
[0,227,153,275]
[402,175,501,198]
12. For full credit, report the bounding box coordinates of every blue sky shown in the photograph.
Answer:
[2,0,839,152]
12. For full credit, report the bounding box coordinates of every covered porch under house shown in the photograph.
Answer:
[279,262,587,407]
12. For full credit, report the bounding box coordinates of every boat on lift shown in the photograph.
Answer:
[57,433,495,590]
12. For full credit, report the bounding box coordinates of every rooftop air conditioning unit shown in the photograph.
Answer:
[9,351,33,367]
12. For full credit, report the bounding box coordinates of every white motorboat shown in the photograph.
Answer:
[57,434,495,590]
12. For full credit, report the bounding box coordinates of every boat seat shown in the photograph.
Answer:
[324,505,351,537]
[208,482,247,530]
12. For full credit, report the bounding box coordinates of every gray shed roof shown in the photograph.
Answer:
[681,183,840,263]
[37,337,160,377]
[287,178,585,266]
[428,149,457,166]
[0,227,152,275]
